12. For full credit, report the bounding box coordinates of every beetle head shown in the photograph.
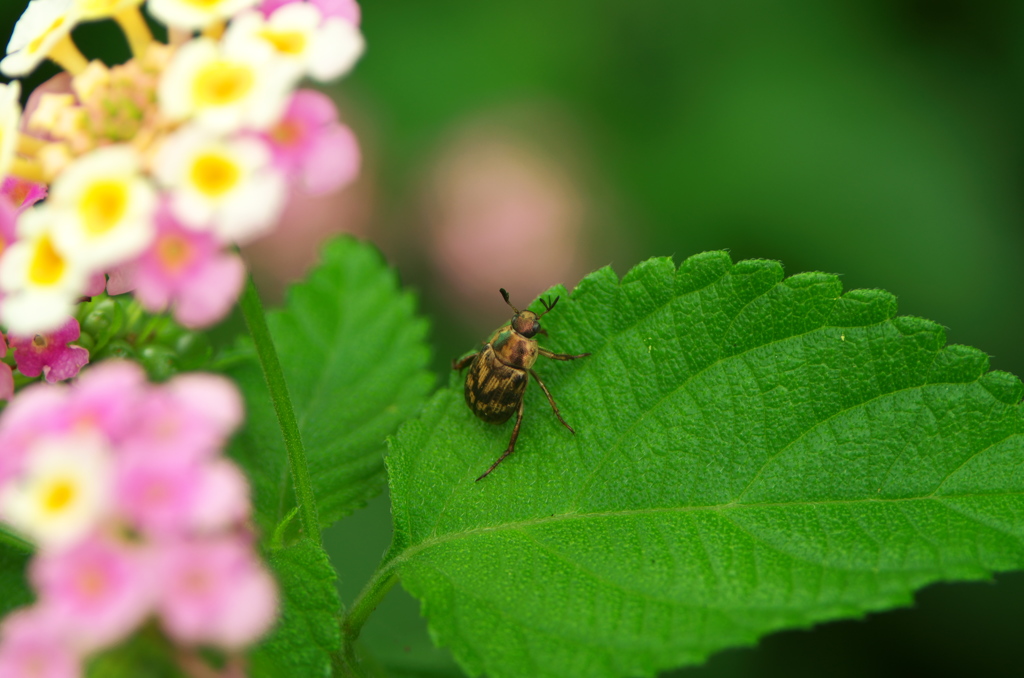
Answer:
[500,288,558,338]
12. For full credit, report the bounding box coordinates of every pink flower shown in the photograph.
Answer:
[260,89,360,195]
[30,535,154,651]
[118,373,243,462]
[0,362,272,665]
[0,607,81,678]
[115,455,202,536]
[0,333,12,403]
[0,196,16,259]
[0,384,70,485]
[262,0,361,25]
[1,177,47,213]
[124,206,245,328]
[189,460,251,533]
[62,361,148,446]
[8,319,89,384]
[157,538,278,648]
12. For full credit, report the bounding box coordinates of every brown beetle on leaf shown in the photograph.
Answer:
[453,288,589,480]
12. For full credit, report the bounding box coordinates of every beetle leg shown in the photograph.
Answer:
[476,399,525,481]
[452,352,479,371]
[538,348,590,361]
[530,369,575,434]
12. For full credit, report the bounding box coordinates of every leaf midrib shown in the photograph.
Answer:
[391,490,1024,578]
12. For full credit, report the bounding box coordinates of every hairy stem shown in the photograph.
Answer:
[240,276,321,544]
[343,554,400,641]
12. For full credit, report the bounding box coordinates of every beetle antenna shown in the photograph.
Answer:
[499,288,520,314]
[539,296,560,316]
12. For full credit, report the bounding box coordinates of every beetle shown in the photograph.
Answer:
[452,288,589,480]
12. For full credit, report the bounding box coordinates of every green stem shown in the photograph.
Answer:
[343,555,400,640]
[239,276,321,545]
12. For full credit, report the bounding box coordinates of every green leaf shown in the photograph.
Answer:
[0,542,31,618]
[86,627,186,678]
[229,237,433,534]
[384,252,1024,678]
[251,540,342,678]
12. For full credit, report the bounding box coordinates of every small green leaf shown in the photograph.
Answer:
[251,540,342,678]
[385,252,1024,678]
[229,237,433,533]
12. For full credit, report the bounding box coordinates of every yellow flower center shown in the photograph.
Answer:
[28,17,65,54]
[193,60,254,108]
[156,233,193,272]
[80,180,129,236]
[258,29,308,56]
[190,152,240,198]
[183,0,223,8]
[28,235,66,287]
[43,479,76,514]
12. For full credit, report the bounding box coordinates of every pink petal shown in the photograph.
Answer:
[42,345,89,384]
[132,270,174,313]
[172,252,245,328]
[9,319,89,383]
[115,457,202,536]
[0,606,81,678]
[30,535,154,651]
[0,364,12,403]
[312,0,361,25]
[157,538,278,648]
[82,273,106,298]
[262,0,362,25]
[189,460,251,532]
[67,361,148,444]
[1,177,48,213]
[166,373,244,439]
[105,264,137,296]
[301,123,360,195]
[0,383,71,484]
[0,197,16,248]
[289,89,340,128]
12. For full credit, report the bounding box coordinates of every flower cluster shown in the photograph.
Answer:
[0,360,276,675]
[0,0,364,335]
[1,177,93,399]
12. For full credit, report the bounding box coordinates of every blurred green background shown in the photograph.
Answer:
[4,0,1024,676]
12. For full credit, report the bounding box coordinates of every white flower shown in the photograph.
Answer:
[149,0,259,31]
[48,145,157,270]
[0,82,22,181]
[0,432,113,550]
[1,0,82,77]
[154,125,286,243]
[74,0,143,20]
[158,36,295,133]
[0,205,89,334]
[225,5,364,82]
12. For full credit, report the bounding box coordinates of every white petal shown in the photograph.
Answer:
[216,169,286,243]
[148,0,258,31]
[1,290,78,335]
[308,19,364,81]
